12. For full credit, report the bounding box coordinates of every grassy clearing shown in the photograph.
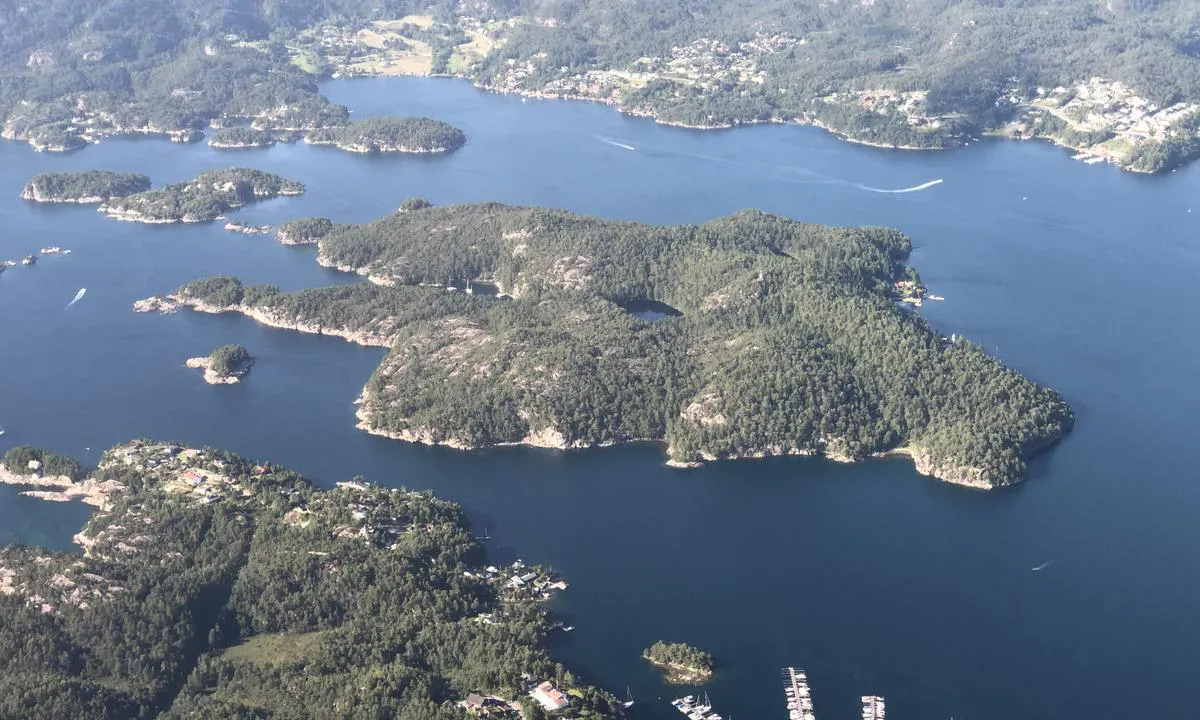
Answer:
[222,630,329,665]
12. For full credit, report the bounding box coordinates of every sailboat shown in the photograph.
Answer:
[622,686,635,708]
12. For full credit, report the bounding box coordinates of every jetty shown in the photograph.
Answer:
[862,695,886,720]
[671,693,723,719]
[783,667,816,720]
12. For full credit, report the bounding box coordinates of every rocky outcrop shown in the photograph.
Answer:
[185,357,243,385]
[167,297,396,348]
[0,466,123,510]
[133,296,178,313]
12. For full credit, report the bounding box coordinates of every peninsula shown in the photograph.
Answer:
[186,343,253,384]
[304,117,466,154]
[98,168,303,224]
[158,203,1074,488]
[643,641,715,684]
[20,171,151,203]
[276,216,338,246]
[0,440,623,719]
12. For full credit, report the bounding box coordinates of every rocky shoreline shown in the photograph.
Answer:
[138,295,396,348]
[304,138,456,154]
[185,356,248,385]
[353,393,1039,489]
[0,466,122,510]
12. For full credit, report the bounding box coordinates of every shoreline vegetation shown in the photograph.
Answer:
[304,116,466,154]
[20,171,151,203]
[146,203,1074,489]
[98,168,303,224]
[1,4,1197,173]
[0,440,623,718]
[643,642,714,685]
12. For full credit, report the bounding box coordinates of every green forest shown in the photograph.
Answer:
[1,445,86,482]
[278,216,339,245]
[642,642,714,683]
[20,171,150,202]
[207,344,253,377]
[208,126,277,148]
[100,168,303,223]
[306,117,466,153]
[1,0,1198,168]
[0,440,622,719]
[173,203,1073,488]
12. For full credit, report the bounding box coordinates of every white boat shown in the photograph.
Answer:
[0,425,6,436]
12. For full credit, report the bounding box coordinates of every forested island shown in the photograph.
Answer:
[0,440,622,719]
[159,202,1074,488]
[208,127,277,149]
[3,1,1198,171]
[20,171,150,203]
[305,117,466,154]
[187,343,253,384]
[99,168,303,224]
[643,642,714,684]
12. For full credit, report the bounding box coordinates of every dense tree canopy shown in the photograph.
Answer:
[99,168,303,223]
[306,117,466,153]
[20,171,150,202]
[0,440,622,719]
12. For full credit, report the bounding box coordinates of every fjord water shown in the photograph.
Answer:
[2,76,1199,719]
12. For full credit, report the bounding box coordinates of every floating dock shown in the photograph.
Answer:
[783,667,816,720]
[671,694,723,719]
[862,695,885,720]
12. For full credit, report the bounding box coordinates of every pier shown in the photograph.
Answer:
[783,667,816,720]
[862,695,885,720]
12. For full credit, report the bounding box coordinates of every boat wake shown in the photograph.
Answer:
[1032,560,1054,572]
[853,178,944,194]
[594,135,636,151]
[773,167,943,194]
[65,287,86,310]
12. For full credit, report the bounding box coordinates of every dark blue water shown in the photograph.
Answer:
[3,76,1200,719]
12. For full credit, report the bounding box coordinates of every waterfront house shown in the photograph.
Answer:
[530,681,570,712]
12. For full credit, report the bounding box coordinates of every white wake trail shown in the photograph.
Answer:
[853,178,944,194]
[594,135,636,151]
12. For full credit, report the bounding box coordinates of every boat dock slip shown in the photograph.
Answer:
[783,667,816,720]
[671,694,724,719]
[862,695,886,720]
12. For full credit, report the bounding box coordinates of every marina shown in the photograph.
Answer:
[862,695,886,720]
[784,667,817,720]
[671,693,724,719]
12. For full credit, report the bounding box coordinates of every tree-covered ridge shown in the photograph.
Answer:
[3,0,1199,170]
[306,116,466,153]
[171,203,1073,488]
[1,445,86,482]
[99,168,304,224]
[0,440,623,719]
[20,171,151,203]
[277,216,338,245]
